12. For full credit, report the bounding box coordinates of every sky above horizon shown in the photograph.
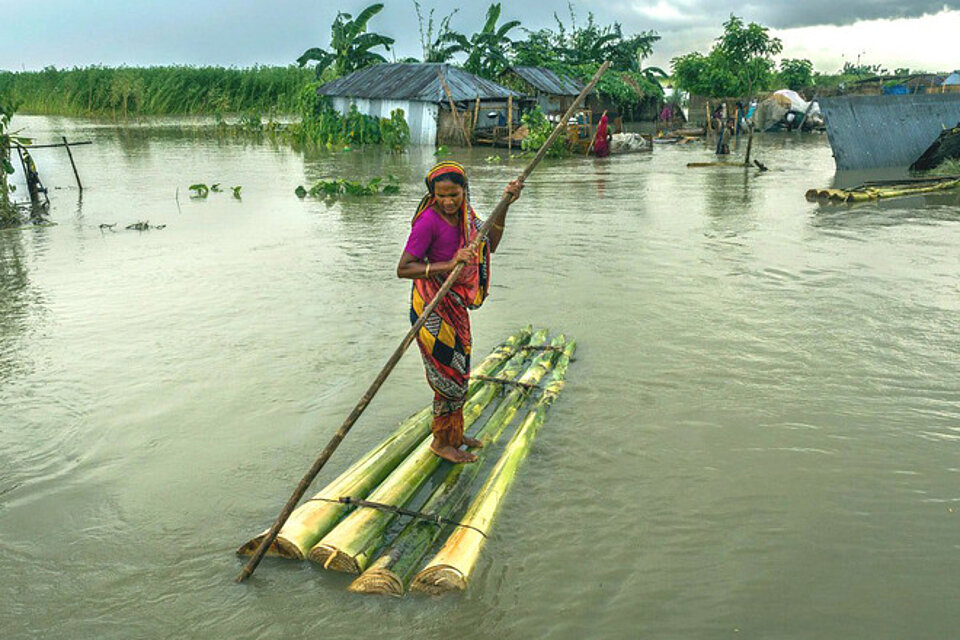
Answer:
[2,0,957,75]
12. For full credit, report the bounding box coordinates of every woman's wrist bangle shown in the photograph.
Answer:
[492,222,504,231]
[425,263,431,278]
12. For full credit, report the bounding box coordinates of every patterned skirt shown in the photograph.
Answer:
[410,275,472,448]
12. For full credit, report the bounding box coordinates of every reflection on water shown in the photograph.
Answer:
[2,116,960,640]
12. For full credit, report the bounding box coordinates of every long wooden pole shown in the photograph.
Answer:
[507,95,513,153]
[235,60,611,584]
[437,69,471,148]
[61,136,83,191]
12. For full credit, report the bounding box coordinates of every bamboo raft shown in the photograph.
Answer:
[237,326,576,596]
[805,175,960,204]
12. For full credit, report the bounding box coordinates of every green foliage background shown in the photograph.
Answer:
[0,65,313,117]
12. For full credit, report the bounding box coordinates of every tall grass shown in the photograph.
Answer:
[0,65,314,118]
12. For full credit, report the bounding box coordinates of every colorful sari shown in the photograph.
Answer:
[593,113,610,157]
[409,163,490,449]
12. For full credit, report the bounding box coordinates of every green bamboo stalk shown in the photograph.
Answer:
[410,339,577,595]
[348,336,566,595]
[235,327,532,560]
[308,330,552,573]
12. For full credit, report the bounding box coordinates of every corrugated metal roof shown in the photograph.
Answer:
[316,63,520,102]
[506,66,589,96]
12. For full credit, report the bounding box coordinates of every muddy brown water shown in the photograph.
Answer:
[2,116,960,639]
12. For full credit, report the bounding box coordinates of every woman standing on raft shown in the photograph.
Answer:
[397,162,523,464]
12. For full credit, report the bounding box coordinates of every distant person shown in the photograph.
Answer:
[397,162,523,463]
[592,110,612,157]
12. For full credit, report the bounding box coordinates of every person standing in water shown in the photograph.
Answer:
[397,162,523,463]
[591,110,612,157]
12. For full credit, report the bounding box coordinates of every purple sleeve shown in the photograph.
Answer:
[404,211,434,259]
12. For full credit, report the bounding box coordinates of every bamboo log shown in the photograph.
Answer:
[805,179,960,204]
[411,340,577,594]
[236,328,532,559]
[307,331,550,573]
[348,336,567,595]
[236,62,609,583]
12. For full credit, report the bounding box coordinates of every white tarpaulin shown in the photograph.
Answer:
[773,89,820,117]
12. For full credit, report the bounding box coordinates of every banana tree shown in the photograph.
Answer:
[441,3,520,78]
[297,3,395,79]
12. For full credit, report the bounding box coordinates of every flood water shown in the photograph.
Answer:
[2,116,960,639]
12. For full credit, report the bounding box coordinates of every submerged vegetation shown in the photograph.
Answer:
[295,175,400,199]
[520,106,569,157]
[287,93,410,151]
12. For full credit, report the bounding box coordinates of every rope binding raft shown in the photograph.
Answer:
[469,374,541,391]
[305,496,487,538]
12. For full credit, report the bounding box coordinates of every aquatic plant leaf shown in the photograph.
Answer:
[188,183,209,198]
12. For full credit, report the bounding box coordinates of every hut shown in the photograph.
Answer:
[315,63,521,146]
[498,66,593,117]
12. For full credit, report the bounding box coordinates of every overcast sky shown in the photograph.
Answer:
[2,0,958,74]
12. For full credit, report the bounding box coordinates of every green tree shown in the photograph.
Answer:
[442,3,520,78]
[512,8,659,71]
[671,15,782,100]
[779,58,813,91]
[297,3,395,78]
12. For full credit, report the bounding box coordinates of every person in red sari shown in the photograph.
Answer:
[397,162,523,463]
[592,110,612,157]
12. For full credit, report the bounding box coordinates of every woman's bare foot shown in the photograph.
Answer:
[462,435,484,448]
[430,444,478,463]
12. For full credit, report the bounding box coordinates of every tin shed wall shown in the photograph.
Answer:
[820,94,960,170]
[329,98,438,145]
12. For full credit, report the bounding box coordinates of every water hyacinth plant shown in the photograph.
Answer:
[295,175,400,199]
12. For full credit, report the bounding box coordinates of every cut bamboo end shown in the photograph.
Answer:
[348,568,404,597]
[309,544,361,574]
[235,533,304,560]
[409,565,467,595]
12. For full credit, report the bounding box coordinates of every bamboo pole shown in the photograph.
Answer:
[411,340,577,594]
[61,136,83,191]
[743,123,755,166]
[473,97,480,131]
[507,95,513,154]
[236,61,609,583]
[437,69,471,148]
[307,332,550,574]
[705,101,713,139]
[348,337,566,595]
[235,328,532,559]
[14,140,92,149]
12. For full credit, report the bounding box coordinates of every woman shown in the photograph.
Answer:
[397,162,523,463]
[592,111,611,158]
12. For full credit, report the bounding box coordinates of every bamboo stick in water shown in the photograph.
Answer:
[235,327,532,559]
[410,340,577,594]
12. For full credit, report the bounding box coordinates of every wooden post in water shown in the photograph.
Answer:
[62,136,83,191]
[705,101,713,140]
[437,70,471,147]
[507,95,513,154]
[473,97,480,131]
[235,60,612,585]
